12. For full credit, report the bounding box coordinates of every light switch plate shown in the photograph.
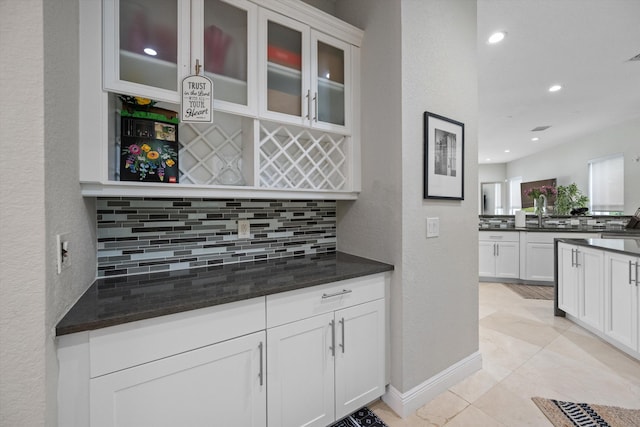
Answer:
[426,217,439,238]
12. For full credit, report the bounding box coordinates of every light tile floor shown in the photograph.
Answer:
[369,282,640,426]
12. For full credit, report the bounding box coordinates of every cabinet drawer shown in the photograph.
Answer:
[266,273,387,328]
[525,232,598,244]
[479,231,519,242]
[89,297,265,378]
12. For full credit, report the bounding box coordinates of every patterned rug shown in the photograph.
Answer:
[330,406,388,427]
[532,397,640,427]
[504,283,554,300]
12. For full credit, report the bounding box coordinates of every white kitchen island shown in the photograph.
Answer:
[556,238,640,362]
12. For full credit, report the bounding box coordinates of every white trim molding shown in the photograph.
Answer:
[382,351,482,418]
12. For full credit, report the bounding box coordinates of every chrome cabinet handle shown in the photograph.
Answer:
[322,289,352,299]
[571,249,575,267]
[313,92,318,122]
[339,318,345,353]
[258,341,264,386]
[496,244,499,257]
[629,261,634,285]
[306,90,311,119]
[329,320,335,356]
[574,249,580,267]
[636,262,639,286]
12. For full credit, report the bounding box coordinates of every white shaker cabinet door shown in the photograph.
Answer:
[558,243,579,317]
[90,331,266,427]
[267,312,335,427]
[334,298,385,420]
[579,247,604,331]
[604,252,639,351]
[494,241,520,279]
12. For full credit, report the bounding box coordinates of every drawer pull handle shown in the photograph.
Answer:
[329,320,336,356]
[322,289,352,299]
[258,341,264,386]
[339,318,345,353]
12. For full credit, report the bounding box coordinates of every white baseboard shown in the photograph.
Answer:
[382,351,482,418]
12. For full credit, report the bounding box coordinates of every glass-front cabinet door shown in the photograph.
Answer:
[311,31,351,133]
[194,0,257,114]
[260,10,310,126]
[104,0,255,114]
[103,0,190,103]
[259,9,351,133]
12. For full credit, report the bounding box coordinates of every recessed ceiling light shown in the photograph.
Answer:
[488,31,506,44]
[548,84,562,92]
[504,149,510,153]
[531,137,540,142]
[143,47,157,56]
[486,158,491,161]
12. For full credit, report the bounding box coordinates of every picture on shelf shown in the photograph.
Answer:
[120,116,179,183]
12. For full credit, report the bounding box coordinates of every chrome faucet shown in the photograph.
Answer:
[537,194,547,227]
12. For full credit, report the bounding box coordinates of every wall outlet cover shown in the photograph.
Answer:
[238,220,250,239]
[56,233,71,274]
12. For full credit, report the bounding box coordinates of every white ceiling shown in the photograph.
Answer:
[478,0,640,164]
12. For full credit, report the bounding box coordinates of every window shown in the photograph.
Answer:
[589,154,624,214]
[508,176,522,214]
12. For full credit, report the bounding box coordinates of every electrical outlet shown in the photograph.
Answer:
[238,220,250,239]
[56,233,71,274]
[426,217,440,238]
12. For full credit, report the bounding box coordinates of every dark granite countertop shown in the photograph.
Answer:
[479,226,640,234]
[557,238,640,257]
[56,252,394,336]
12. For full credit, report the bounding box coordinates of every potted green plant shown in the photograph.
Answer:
[554,183,589,215]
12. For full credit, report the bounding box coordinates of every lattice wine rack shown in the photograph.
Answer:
[170,113,350,191]
[258,122,348,190]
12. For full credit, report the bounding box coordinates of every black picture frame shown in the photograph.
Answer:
[423,111,464,200]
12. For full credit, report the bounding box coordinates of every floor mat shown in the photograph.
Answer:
[330,406,389,427]
[504,283,554,300]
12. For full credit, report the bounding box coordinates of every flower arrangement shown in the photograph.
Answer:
[524,185,557,200]
[122,142,178,181]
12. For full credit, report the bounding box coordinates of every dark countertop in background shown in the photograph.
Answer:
[56,252,394,336]
[557,238,640,257]
[479,226,640,235]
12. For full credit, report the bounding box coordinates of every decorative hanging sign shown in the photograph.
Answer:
[181,74,213,123]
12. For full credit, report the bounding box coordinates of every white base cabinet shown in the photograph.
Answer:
[479,231,519,279]
[57,273,388,427]
[557,243,639,362]
[557,242,604,330]
[266,275,386,427]
[91,331,266,427]
[522,232,596,282]
[604,251,639,352]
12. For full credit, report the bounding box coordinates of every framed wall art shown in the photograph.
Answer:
[423,111,464,200]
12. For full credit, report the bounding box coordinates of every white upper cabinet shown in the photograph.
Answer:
[82,0,363,199]
[104,0,257,115]
[259,9,352,134]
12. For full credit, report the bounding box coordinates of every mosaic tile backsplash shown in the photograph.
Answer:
[97,198,337,277]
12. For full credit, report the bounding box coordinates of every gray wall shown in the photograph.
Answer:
[1,0,97,425]
[337,0,479,393]
[480,116,640,214]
